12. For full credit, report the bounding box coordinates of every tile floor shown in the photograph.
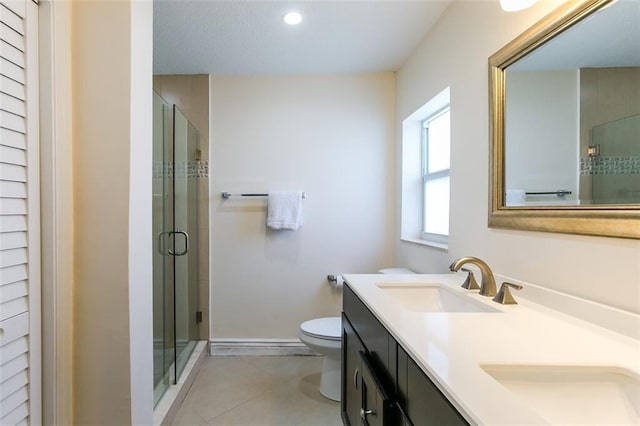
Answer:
[171,355,342,425]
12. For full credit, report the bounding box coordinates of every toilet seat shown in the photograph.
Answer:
[300,317,341,341]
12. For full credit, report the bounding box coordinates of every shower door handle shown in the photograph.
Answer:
[169,231,189,256]
[157,231,172,256]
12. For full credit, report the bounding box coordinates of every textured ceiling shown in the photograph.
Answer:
[153,0,452,75]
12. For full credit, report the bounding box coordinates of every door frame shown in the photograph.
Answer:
[38,0,73,424]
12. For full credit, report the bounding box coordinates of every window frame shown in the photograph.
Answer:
[421,106,451,244]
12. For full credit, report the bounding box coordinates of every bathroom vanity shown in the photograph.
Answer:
[342,283,467,425]
[341,273,640,425]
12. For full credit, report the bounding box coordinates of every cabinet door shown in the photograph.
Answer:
[396,345,408,412]
[359,351,395,426]
[406,357,468,425]
[342,314,364,425]
[344,285,393,389]
[396,404,413,426]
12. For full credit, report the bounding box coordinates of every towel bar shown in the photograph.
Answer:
[221,192,307,199]
[525,190,572,196]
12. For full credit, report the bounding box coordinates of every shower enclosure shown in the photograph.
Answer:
[152,91,200,405]
[589,114,640,204]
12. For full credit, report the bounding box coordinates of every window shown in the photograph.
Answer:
[401,87,450,249]
[421,107,450,243]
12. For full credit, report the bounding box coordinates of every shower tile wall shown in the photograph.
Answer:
[579,67,640,203]
[154,74,210,340]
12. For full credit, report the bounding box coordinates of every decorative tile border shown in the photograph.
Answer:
[153,160,209,179]
[580,156,640,175]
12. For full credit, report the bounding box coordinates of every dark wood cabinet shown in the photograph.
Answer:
[342,313,395,426]
[359,351,396,425]
[398,346,468,425]
[342,284,468,426]
[343,282,395,390]
[342,313,364,425]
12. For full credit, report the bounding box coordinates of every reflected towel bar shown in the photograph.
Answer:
[525,190,572,196]
[221,191,307,199]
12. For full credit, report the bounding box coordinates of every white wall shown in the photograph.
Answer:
[71,1,153,423]
[128,1,154,423]
[395,1,640,313]
[505,70,579,204]
[210,74,396,339]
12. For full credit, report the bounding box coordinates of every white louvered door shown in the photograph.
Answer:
[0,0,41,425]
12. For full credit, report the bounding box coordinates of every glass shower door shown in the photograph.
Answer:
[173,106,200,383]
[152,92,174,405]
[152,94,200,406]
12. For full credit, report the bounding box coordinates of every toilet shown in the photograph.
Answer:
[378,267,415,274]
[299,268,415,401]
[299,316,342,401]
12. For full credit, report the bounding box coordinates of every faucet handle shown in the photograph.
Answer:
[493,282,523,305]
[460,268,480,290]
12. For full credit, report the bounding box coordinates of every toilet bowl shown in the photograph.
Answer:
[299,269,414,401]
[298,317,342,401]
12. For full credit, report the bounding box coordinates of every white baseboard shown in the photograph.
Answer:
[209,338,317,356]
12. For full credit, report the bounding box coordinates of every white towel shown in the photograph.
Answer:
[505,189,526,206]
[267,191,303,231]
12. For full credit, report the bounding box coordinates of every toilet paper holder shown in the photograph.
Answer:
[327,275,344,286]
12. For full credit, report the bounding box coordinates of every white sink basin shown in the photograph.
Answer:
[481,364,640,425]
[376,283,499,313]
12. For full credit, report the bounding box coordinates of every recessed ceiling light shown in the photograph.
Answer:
[283,11,302,26]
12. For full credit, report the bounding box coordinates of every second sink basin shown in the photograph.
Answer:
[376,283,499,313]
[481,364,640,425]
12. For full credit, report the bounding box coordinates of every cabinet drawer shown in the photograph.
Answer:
[344,284,395,390]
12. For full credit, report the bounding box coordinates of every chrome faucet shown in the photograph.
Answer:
[449,257,497,297]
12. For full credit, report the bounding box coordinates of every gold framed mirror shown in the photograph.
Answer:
[489,0,640,239]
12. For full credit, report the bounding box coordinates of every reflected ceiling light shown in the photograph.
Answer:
[500,0,538,12]
[283,11,302,25]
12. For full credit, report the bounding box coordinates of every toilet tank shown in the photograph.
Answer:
[378,267,415,274]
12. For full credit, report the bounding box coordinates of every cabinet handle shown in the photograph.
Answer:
[360,408,376,420]
[353,368,359,389]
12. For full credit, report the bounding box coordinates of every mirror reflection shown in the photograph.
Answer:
[504,0,640,207]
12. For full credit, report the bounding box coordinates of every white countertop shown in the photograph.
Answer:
[342,273,640,425]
